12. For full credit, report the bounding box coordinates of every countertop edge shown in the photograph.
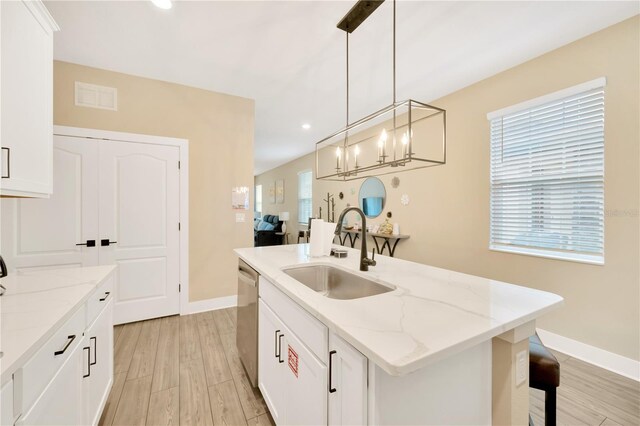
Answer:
[0,266,117,386]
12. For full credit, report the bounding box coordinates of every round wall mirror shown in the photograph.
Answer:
[358,177,386,218]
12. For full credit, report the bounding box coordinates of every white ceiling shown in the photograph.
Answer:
[46,1,638,175]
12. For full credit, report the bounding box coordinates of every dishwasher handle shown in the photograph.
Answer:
[238,269,257,287]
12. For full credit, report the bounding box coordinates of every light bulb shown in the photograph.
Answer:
[380,129,388,143]
[354,145,360,156]
[336,147,341,158]
[402,133,408,145]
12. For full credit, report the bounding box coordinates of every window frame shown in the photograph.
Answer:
[255,184,262,216]
[487,77,606,265]
[297,169,313,225]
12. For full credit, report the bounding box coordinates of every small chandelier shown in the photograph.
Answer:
[316,0,446,181]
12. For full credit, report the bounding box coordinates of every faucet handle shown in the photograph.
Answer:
[368,248,377,267]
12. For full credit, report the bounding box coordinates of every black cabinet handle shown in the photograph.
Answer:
[0,255,7,278]
[76,240,96,247]
[90,336,97,366]
[329,350,337,393]
[278,334,284,363]
[83,346,91,378]
[99,292,110,302]
[1,147,10,179]
[54,335,76,356]
[275,330,281,359]
[101,239,117,246]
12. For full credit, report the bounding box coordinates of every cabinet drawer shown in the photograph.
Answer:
[86,275,114,327]
[259,277,328,363]
[20,305,86,413]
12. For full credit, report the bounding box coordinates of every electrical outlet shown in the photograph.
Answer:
[235,213,245,223]
[516,350,527,386]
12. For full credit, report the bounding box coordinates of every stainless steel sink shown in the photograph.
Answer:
[282,265,394,300]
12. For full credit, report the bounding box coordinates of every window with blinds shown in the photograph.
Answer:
[298,170,313,225]
[255,184,262,215]
[488,78,605,264]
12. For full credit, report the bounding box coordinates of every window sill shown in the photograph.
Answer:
[490,245,604,266]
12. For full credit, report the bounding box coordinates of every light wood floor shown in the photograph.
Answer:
[101,309,639,426]
[99,308,274,426]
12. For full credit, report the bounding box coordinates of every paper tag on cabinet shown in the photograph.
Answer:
[288,345,299,378]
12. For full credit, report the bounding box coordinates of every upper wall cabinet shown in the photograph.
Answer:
[1,1,59,198]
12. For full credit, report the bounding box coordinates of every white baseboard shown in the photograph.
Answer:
[537,328,640,382]
[183,295,237,315]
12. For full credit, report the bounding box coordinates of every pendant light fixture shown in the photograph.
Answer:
[316,0,446,181]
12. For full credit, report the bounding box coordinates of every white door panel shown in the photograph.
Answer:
[1,136,99,271]
[1,135,182,324]
[99,141,180,324]
[116,257,167,301]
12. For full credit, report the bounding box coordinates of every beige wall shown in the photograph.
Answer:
[54,61,254,302]
[256,17,640,361]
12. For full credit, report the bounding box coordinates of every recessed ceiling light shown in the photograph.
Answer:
[151,0,172,10]
[302,123,311,130]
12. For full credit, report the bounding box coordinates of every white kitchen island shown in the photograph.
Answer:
[235,244,563,425]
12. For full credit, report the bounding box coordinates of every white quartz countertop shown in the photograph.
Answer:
[0,265,116,385]
[235,244,563,376]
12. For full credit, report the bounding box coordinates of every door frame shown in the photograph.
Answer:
[53,125,190,315]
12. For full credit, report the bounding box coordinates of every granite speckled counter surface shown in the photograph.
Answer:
[235,244,563,376]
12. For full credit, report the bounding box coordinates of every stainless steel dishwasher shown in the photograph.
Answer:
[236,259,259,388]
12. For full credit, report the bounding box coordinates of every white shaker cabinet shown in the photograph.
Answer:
[328,333,368,426]
[1,380,14,426]
[258,300,286,425]
[0,0,58,197]
[3,269,115,426]
[258,299,327,426]
[258,278,368,426]
[282,322,327,425]
[83,298,114,425]
[17,343,84,426]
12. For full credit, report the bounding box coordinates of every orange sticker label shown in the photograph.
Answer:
[288,345,299,378]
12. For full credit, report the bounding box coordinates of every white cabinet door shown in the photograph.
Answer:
[329,332,368,426]
[98,141,180,324]
[17,342,83,426]
[83,299,114,426]
[0,1,57,197]
[1,380,13,426]
[0,136,99,272]
[259,298,328,426]
[283,323,327,426]
[258,300,286,425]
[1,135,182,324]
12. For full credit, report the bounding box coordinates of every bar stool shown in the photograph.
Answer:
[529,332,560,426]
[297,230,309,243]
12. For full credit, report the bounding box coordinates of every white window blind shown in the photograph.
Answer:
[255,185,262,215]
[489,81,605,264]
[298,170,313,224]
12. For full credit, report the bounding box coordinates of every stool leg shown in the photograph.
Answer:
[545,388,557,426]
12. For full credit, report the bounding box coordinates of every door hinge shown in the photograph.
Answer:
[178,222,181,231]
[178,160,181,170]
[179,283,181,292]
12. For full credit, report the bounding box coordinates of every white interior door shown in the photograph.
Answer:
[98,141,180,324]
[0,136,99,271]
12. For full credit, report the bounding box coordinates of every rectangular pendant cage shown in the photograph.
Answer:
[315,99,446,181]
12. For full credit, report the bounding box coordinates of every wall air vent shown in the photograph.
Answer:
[74,82,118,111]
